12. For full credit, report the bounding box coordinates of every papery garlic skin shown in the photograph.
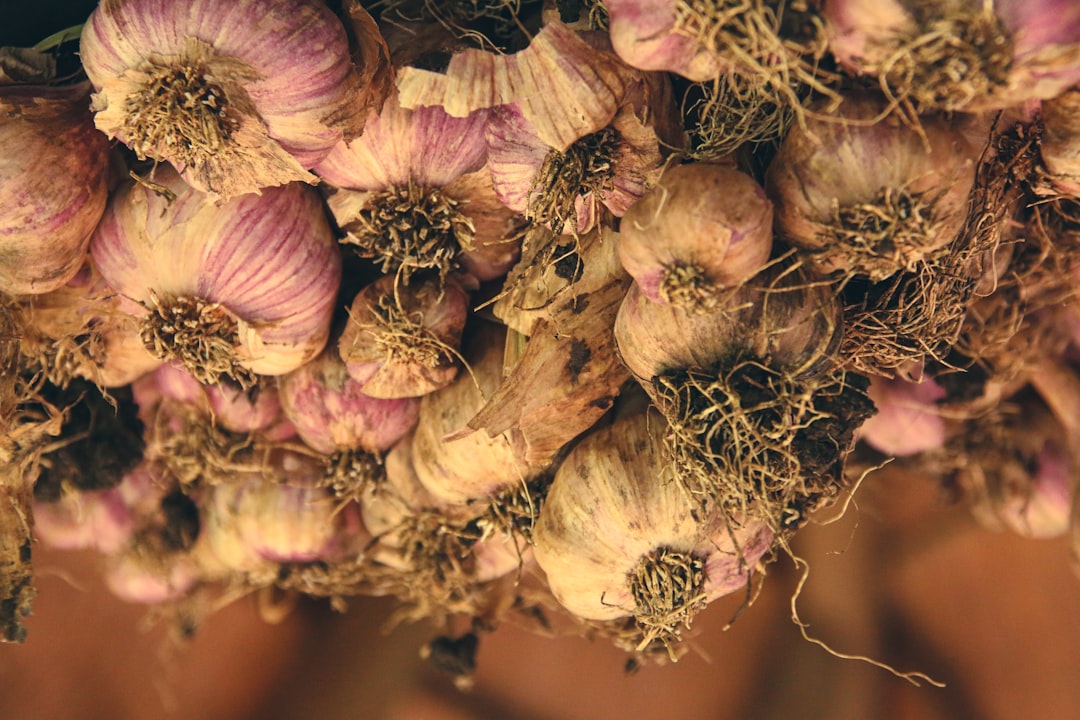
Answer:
[0,84,110,295]
[396,22,629,152]
[617,163,772,307]
[80,0,377,199]
[533,399,773,624]
[90,167,340,381]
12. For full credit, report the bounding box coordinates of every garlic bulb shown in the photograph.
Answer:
[485,86,664,235]
[766,97,978,281]
[823,0,1080,114]
[206,451,365,566]
[944,394,1074,540]
[617,162,773,309]
[105,548,202,604]
[858,367,947,457]
[605,0,725,81]
[338,275,469,399]
[1040,88,1080,197]
[0,83,110,295]
[616,262,874,532]
[80,0,388,199]
[91,167,341,385]
[532,395,773,651]
[318,91,519,283]
[17,263,162,388]
[33,485,134,555]
[615,262,841,384]
[278,344,420,457]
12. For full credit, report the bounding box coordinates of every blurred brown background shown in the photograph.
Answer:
[2,468,1078,720]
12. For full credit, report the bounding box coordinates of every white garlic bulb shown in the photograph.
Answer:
[532,394,773,649]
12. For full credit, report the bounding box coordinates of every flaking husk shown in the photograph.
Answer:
[467,226,632,465]
[396,20,629,152]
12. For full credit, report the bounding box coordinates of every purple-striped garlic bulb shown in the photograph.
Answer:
[617,162,772,310]
[0,82,110,295]
[318,91,519,283]
[278,344,420,498]
[766,97,979,281]
[80,0,389,200]
[338,275,469,399]
[823,0,1080,113]
[90,167,341,386]
[533,395,773,654]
